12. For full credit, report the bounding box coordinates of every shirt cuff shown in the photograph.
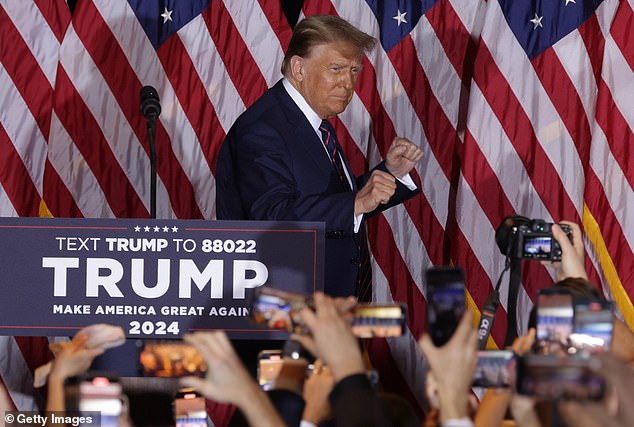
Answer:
[353,213,363,233]
[397,173,417,190]
[441,417,474,427]
[299,421,317,427]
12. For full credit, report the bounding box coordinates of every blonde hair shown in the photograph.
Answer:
[281,15,376,76]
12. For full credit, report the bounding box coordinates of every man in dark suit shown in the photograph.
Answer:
[216,15,422,298]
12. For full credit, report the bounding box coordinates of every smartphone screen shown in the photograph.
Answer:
[516,355,604,400]
[535,290,574,356]
[472,350,517,388]
[174,388,208,427]
[78,376,123,427]
[570,299,613,355]
[426,267,466,346]
[257,350,284,391]
[250,287,309,333]
[140,341,206,377]
[350,304,406,338]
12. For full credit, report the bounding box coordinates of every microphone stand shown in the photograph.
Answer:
[146,117,157,219]
[141,85,161,219]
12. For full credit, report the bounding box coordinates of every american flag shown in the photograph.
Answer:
[1,0,633,421]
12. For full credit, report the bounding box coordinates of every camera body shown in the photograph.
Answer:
[512,219,572,261]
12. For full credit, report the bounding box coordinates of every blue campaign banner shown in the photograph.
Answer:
[0,217,324,339]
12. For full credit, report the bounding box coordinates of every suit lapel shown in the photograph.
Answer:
[272,82,342,180]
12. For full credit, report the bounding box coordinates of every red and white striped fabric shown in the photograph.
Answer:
[1,0,633,421]
[305,0,634,415]
[0,0,69,411]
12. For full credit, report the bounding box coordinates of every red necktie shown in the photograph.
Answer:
[319,120,350,191]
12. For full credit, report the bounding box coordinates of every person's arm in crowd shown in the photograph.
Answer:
[612,317,634,363]
[46,336,105,412]
[301,360,334,426]
[474,328,536,427]
[549,221,588,281]
[418,311,477,427]
[509,395,543,427]
[558,353,634,427]
[181,331,285,427]
[292,292,392,427]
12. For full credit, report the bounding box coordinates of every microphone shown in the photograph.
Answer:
[140,85,160,218]
[140,85,161,120]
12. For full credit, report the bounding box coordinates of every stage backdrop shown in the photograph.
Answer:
[1,0,633,420]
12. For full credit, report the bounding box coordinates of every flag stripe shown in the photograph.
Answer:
[177,14,246,134]
[225,0,286,87]
[1,1,61,85]
[576,15,605,91]
[0,62,47,195]
[204,1,268,108]
[0,6,54,139]
[256,0,293,50]
[91,0,210,219]
[610,0,634,69]
[157,34,224,176]
[0,123,41,217]
[595,85,634,190]
[33,0,69,42]
[473,44,580,221]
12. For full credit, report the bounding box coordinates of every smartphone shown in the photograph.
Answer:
[250,287,309,333]
[69,374,123,427]
[472,350,517,388]
[516,354,605,400]
[569,299,613,355]
[174,388,208,427]
[426,267,466,346]
[257,349,284,391]
[139,341,206,377]
[250,287,406,338]
[534,290,574,356]
[350,304,406,338]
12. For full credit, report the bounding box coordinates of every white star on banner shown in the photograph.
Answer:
[163,226,169,232]
[530,13,543,30]
[393,9,407,26]
[161,7,173,24]
[134,226,141,232]
[172,226,178,232]
[153,226,160,232]
[144,226,150,232]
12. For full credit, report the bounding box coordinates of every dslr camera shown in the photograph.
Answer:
[496,217,572,261]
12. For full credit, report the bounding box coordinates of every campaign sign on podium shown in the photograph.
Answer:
[0,218,324,339]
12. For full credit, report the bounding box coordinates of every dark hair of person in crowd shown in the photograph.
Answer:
[280,14,376,76]
[378,392,421,427]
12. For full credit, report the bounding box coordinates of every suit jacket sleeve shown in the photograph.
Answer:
[226,120,358,233]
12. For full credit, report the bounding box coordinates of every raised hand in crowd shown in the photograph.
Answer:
[46,335,105,412]
[474,328,536,427]
[301,360,334,426]
[418,310,478,426]
[558,353,634,427]
[292,292,365,382]
[181,331,284,427]
[548,220,587,281]
[293,292,392,427]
